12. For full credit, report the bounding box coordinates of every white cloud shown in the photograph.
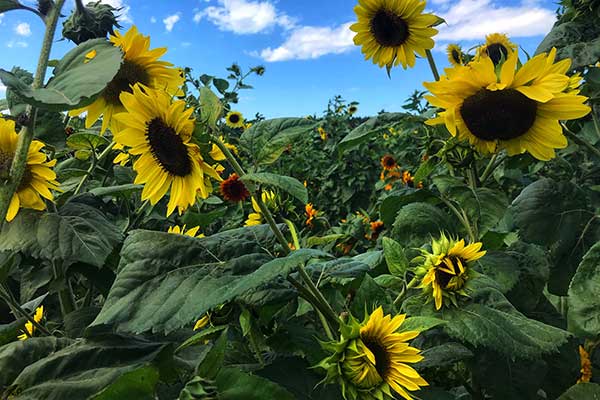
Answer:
[0,14,4,25]
[15,22,31,37]
[6,40,28,48]
[163,14,181,32]
[0,84,6,94]
[194,0,294,34]
[434,0,555,42]
[260,22,354,62]
[150,16,157,23]
[181,41,192,47]
[94,0,132,23]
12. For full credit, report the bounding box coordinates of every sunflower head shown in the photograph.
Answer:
[168,225,204,238]
[424,49,591,161]
[245,190,277,226]
[348,105,358,115]
[350,0,439,69]
[318,126,328,141]
[0,119,59,222]
[318,307,428,400]
[380,155,397,171]
[220,173,250,202]
[305,203,318,227]
[477,33,517,66]
[225,111,245,129]
[368,221,385,240]
[18,306,44,341]
[446,44,464,66]
[62,0,121,44]
[415,234,486,310]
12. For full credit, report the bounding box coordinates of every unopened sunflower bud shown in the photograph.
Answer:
[37,0,53,16]
[62,0,121,44]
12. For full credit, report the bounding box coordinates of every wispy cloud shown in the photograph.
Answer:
[194,0,294,34]
[6,40,28,48]
[433,0,555,42]
[260,22,354,62]
[163,13,181,32]
[15,22,31,37]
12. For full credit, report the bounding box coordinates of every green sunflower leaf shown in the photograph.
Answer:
[216,367,295,400]
[558,383,600,400]
[90,227,329,334]
[0,202,122,268]
[567,242,600,338]
[66,132,111,150]
[338,112,410,152]
[382,237,409,276]
[199,87,222,129]
[240,172,308,204]
[0,39,122,112]
[240,118,317,166]
[0,0,23,14]
[391,202,455,247]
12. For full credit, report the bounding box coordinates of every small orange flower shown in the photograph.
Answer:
[368,220,385,240]
[219,173,250,202]
[305,203,318,227]
[337,242,354,255]
[578,345,593,383]
[380,155,397,171]
[384,183,393,191]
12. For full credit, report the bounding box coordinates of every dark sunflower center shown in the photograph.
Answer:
[103,60,151,105]
[224,179,247,200]
[361,335,390,378]
[485,43,508,66]
[435,267,454,289]
[451,49,461,64]
[370,9,409,47]
[228,114,240,124]
[460,89,537,141]
[17,168,33,191]
[146,118,192,177]
[384,157,395,167]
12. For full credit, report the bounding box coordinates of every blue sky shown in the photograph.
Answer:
[0,0,559,118]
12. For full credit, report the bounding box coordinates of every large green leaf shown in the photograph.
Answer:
[216,367,295,400]
[241,172,308,204]
[0,39,122,111]
[558,383,600,400]
[382,237,409,276]
[91,228,328,334]
[0,202,122,268]
[240,118,316,165]
[338,112,409,152]
[1,336,164,400]
[0,0,23,13]
[567,242,600,338]
[416,343,472,370]
[199,87,222,129]
[391,203,454,247]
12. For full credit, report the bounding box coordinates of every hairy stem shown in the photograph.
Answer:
[425,49,440,81]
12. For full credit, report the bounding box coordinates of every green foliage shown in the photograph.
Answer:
[382,237,409,276]
[558,383,600,399]
[338,112,412,151]
[391,203,454,247]
[241,172,308,204]
[567,242,600,338]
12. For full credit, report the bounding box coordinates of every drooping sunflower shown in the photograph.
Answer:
[424,49,591,161]
[225,111,244,129]
[476,33,517,66]
[318,126,328,141]
[0,119,59,222]
[348,105,358,115]
[168,225,204,238]
[319,307,428,400]
[380,154,397,171]
[305,203,318,227]
[415,234,486,310]
[113,84,220,216]
[220,173,250,202]
[18,306,44,341]
[350,0,439,69]
[446,44,463,66]
[69,25,184,134]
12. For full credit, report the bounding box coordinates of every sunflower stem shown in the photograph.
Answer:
[0,283,51,336]
[74,141,116,196]
[288,275,339,330]
[479,153,500,185]
[0,0,67,225]
[283,218,301,250]
[425,49,440,81]
[297,264,339,327]
[441,197,476,242]
[563,124,600,159]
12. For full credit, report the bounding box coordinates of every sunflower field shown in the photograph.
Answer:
[0,0,600,399]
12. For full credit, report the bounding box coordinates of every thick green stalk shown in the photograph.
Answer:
[425,49,440,81]
[0,0,67,224]
[73,141,116,195]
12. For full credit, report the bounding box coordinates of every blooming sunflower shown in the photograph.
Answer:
[18,306,44,341]
[306,203,318,227]
[113,84,220,216]
[415,234,486,310]
[209,136,238,161]
[168,225,204,238]
[69,26,184,134]
[318,126,328,141]
[0,119,59,222]
[318,307,428,400]
[578,345,593,383]
[350,0,439,69]
[476,33,517,66]
[368,220,385,240]
[348,105,358,115]
[424,49,591,161]
[380,155,397,171]
[225,111,244,129]
[446,44,463,66]
[245,190,276,226]
[220,173,250,202]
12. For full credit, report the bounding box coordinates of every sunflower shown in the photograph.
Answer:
[350,0,439,69]
[348,105,358,115]
[578,345,593,383]
[380,155,397,171]
[318,126,328,141]
[446,44,463,66]
[18,306,44,341]
[318,307,428,400]
[225,111,244,129]
[69,26,184,134]
[209,136,238,161]
[368,220,385,240]
[245,190,276,226]
[168,225,204,238]
[424,49,591,161]
[476,33,517,66]
[0,119,59,222]
[113,84,220,216]
[220,173,250,202]
[305,203,318,227]
[415,234,486,310]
